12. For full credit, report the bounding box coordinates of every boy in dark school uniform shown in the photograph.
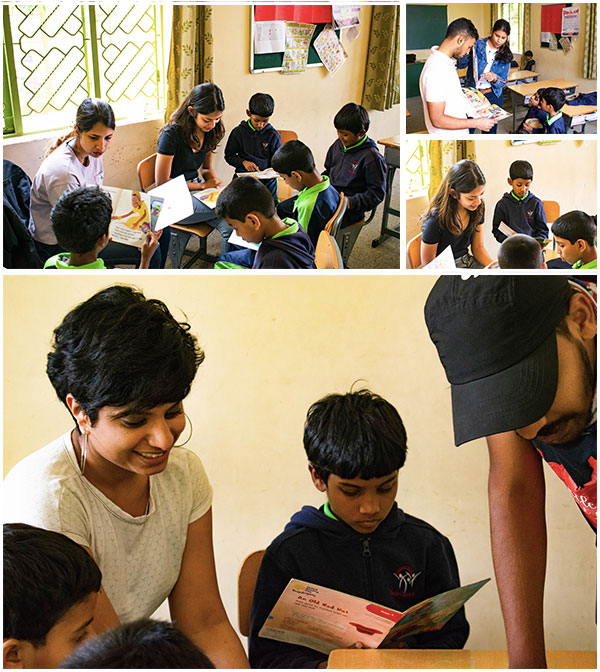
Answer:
[3,523,101,668]
[224,93,281,200]
[539,88,567,134]
[523,50,536,71]
[492,160,549,243]
[272,140,340,247]
[214,177,315,269]
[551,210,597,269]
[323,103,387,227]
[249,389,469,669]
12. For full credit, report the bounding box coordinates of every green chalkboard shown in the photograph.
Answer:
[406,4,448,50]
[251,23,339,73]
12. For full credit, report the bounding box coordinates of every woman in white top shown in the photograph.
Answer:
[29,98,162,267]
[3,285,249,668]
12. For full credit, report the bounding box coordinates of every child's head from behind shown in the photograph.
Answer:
[333,103,370,147]
[3,523,101,669]
[59,619,214,669]
[508,160,533,199]
[50,186,112,255]
[303,389,407,535]
[271,140,316,191]
[498,234,543,269]
[215,176,275,244]
[247,93,274,130]
[540,87,566,114]
[551,210,597,265]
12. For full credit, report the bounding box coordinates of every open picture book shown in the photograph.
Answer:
[462,87,511,121]
[258,578,490,655]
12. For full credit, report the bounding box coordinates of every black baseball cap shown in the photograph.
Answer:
[425,276,574,445]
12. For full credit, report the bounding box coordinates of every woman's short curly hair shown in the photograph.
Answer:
[47,285,204,424]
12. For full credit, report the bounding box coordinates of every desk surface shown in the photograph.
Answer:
[508,78,578,96]
[377,135,400,150]
[562,103,598,117]
[507,69,539,82]
[327,649,597,669]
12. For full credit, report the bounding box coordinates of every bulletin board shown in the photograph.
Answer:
[540,3,572,49]
[250,4,341,73]
[406,4,448,51]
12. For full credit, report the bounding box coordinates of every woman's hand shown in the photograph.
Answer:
[483,72,497,82]
[202,174,222,189]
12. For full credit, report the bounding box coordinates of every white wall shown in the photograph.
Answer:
[3,276,596,653]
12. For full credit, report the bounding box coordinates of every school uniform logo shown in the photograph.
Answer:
[526,209,534,219]
[391,565,421,598]
[348,161,359,175]
[261,141,270,151]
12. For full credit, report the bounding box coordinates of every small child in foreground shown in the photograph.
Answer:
[249,389,469,668]
[273,140,340,246]
[517,88,545,134]
[44,186,160,270]
[224,93,282,200]
[498,234,544,269]
[551,210,597,269]
[324,103,387,228]
[214,177,316,269]
[3,523,101,668]
[539,87,567,134]
[59,619,214,669]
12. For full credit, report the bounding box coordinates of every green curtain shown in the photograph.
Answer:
[521,4,531,63]
[165,5,214,121]
[583,4,597,80]
[489,4,501,32]
[361,5,399,111]
[428,141,476,200]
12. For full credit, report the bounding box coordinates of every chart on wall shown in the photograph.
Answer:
[540,3,577,51]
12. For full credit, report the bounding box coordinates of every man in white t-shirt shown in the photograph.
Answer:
[419,18,497,134]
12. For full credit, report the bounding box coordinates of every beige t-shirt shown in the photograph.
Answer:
[3,431,212,622]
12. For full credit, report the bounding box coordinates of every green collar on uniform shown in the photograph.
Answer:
[293,176,331,233]
[572,258,597,269]
[271,217,299,239]
[247,119,257,132]
[342,135,368,152]
[510,190,528,201]
[43,253,106,270]
[546,111,563,126]
[324,501,338,520]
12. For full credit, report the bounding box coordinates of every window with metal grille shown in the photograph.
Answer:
[499,3,524,55]
[405,139,429,198]
[3,3,168,137]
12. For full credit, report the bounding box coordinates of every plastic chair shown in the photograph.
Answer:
[238,550,265,637]
[543,200,560,251]
[406,231,422,269]
[276,129,298,146]
[136,153,214,269]
[315,230,343,269]
[274,130,299,201]
[324,193,347,238]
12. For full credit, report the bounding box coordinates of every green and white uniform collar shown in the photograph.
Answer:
[342,135,368,152]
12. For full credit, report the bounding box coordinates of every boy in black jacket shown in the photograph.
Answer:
[323,103,387,227]
[224,93,281,200]
[492,160,548,243]
[249,389,469,669]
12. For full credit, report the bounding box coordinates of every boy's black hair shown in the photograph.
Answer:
[46,284,204,425]
[59,619,215,669]
[303,389,408,483]
[552,210,597,246]
[445,17,479,41]
[509,160,533,181]
[50,186,112,254]
[271,139,316,176]
[497,234,543,269]
[540,87,566,111]
[333,102,370,135]
[249,92,274,118]
[524,50,533,58]
[215,176,275,221]
[3,523,101,646]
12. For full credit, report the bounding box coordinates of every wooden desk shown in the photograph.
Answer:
[507,69,539,83]
[327,648,597,669]
[562,103,598,133]
[507,78,578,132]
[372,136,400,248]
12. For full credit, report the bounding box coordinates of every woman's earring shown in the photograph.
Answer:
[80,431,88,475]
[175,413,193,448]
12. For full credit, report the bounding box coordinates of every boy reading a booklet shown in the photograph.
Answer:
[249,389,469,669]
[551,210,598,269]
[43,186,161,270]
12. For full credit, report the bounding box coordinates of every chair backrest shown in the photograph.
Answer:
[137,153,157,192]
[543,200,560,225]
[406,231,422,269]
[315,230,343,269]
[276,130,298,146]
[325,193,347,238]
[238,550,265,637]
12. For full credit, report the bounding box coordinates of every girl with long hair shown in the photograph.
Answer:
[156,83,233,253]
[461,19,513,135]
[420,159,493,268]
[29,98,161,268]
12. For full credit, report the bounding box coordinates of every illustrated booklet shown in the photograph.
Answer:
[259,578,490,654]
[462,87,511,120]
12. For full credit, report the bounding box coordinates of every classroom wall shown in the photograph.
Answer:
[530,3,596,91]
[2,5,399,192]
[3,276,595,653]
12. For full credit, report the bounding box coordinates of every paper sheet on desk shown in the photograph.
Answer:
[147,175,193,229]
[421,246,456,270]
[228,230,260,251]
[235,168,279,180]
[192,188,222,209]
